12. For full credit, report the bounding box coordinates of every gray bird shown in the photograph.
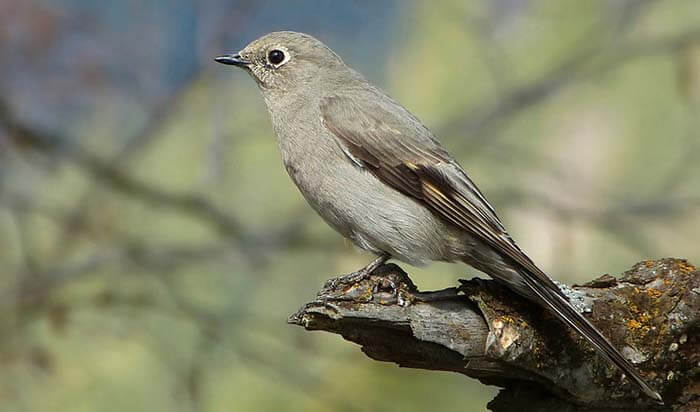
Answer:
[215,31,661,402]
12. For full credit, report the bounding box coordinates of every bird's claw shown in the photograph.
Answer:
[323,253,391,290]
[323,269,371,290]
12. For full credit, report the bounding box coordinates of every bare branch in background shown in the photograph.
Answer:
[0,98,319,251]
[445,27,700,153]
[50,69,206,258]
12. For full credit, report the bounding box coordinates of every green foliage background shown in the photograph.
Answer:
[1,1,699,411]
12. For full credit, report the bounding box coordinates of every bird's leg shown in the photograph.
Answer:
[361,253,391,275]
[324,253,390,289]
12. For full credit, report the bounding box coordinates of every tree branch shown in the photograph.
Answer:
[290,259,699,411]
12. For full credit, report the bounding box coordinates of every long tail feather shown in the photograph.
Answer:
[519,272,663,403]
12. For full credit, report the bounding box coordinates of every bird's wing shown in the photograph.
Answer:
[320,94,563,295]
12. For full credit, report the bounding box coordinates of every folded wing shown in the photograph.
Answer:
[320,93,563,296]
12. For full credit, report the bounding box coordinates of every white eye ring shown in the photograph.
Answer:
[267,46,290,68]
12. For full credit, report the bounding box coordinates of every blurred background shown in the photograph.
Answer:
[1,0,699,411]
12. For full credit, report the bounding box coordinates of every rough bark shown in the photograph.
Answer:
[289,258,700,411]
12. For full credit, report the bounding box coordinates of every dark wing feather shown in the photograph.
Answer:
[320,94,563,296]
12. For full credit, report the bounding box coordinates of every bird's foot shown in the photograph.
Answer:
[323,253,391,290]
[323,269,371,290]
[320,254,462,306]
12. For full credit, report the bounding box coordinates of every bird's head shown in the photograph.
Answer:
[215,31,347,93]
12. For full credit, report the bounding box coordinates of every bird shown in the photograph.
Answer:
[214,31,662,402]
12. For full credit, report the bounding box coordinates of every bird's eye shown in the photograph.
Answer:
[268,49,286,65]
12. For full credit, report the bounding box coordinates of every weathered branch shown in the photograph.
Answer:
[290,259,699,411]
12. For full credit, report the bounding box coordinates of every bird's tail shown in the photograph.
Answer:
[519,271,663,403]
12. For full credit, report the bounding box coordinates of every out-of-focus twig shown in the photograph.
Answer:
[0,98,251,240]
[445,27,700,152]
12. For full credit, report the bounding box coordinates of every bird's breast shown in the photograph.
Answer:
[269,103,471,265]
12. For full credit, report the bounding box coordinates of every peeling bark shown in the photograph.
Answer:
[289,259,700,411]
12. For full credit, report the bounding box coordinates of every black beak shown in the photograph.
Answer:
[214,53,250,67]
